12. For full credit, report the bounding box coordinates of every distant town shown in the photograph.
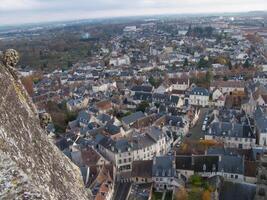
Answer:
[2,12,267,200]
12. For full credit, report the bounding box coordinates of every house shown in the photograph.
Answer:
[131,160,153,183]
[156,115,189,137]
[176,153,245,182]
[109,55,131,67]
[205,121,256,149]
[96,127,171,173]
[95,100,113,113]
[131,85,153,95]
[104,123,125,140]
[77,111,96,127]
[241,94,257,116]
[210,80,245,94]
[81,147,109,167]
[254,107,267,146]
[170,77,190,91]
[218,154,244,181]
[133,92,152,103]
[244,161,257,184]
[253,72,267,85]
[152,93,183,108]
[189,87,209,107]
[175,155,219,180]
[254,153,267,199]
[154,85,167,94]
[152,156,178,191]
[121,111,146,128]
[211,88,226,107]
[66,97,89,112]
[253,86,267,107]
[90,165,114,200]
[212,88,224,101]
[92,83,109,93]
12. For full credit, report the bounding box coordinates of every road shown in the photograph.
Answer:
[113,182,131,200]
[187,107,209,141]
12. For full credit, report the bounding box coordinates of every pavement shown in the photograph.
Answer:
[187,107,209,141]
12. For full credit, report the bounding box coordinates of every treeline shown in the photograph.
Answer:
[186,26,215,38]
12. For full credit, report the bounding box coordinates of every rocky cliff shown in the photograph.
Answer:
[0,50,90,200]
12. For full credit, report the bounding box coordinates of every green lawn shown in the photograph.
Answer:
[152,191,163,200]
[165,191,173,200]
[188,187,203,200]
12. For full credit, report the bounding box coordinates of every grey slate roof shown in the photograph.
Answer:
[175,155,219,173]
[97,113,112,124]
[131,85,153,92]
[152,93,180,106]
[77,111,91,124]
[134,92,152,102]
[207,122,255,138]
[254,107,267,133]
[190,87,209,96]
[105,124,120,135]
[219,155,244,174]
[122,111,145,125]
[152,156,175,177]
[219,181,256,200]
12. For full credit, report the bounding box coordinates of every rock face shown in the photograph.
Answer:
[0,51,90,200]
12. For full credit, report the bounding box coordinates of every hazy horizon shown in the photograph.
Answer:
[0,0,267,26]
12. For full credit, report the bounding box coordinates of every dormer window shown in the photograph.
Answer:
[203,164,206,172]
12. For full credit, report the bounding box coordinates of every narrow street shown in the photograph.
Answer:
[113,182,132,200]
[187,108,209,141]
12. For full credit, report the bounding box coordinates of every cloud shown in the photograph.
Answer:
[0,0,266,25]
[0,0,40,11]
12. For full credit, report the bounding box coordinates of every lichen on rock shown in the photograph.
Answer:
[0,50,91,200]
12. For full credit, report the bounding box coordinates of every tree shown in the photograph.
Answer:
[228,60,232,70]
[198,57,210,68]
[136,101,149,112]
[67,60,73,68]
[205,70,213,84]
[174,187,188,200]
[189,174,203,186]
[243,59,251,68]
[183,58,189,67]
[202,190,211,200]
[149,76,162,88]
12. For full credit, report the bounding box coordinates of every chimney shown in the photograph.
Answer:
[153,157,156,165]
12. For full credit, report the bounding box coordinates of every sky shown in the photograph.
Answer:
[0,0,266,25]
